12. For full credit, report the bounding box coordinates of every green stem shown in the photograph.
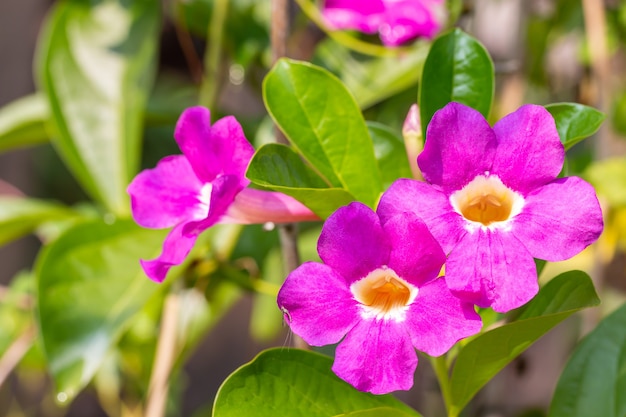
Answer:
[431,355,454,417]
[199,0,230,109]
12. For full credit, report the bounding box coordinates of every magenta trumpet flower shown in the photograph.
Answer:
[278,202,481,394]
[322,0,446,46]
[379,102,604,312]
[128,107,318,283]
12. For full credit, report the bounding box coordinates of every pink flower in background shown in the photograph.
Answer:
[128,107,318,283]
[322,0,445,46]
[278,202,481,394]
[379,102,604,312]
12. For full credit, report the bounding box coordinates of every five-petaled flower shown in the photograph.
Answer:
[277,202,482,394]
[128,107,318,283]
[379,102,604,313]
[322,0,446,46]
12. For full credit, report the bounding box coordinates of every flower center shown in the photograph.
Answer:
[450,174,524,229]
[197,183,213,216]
[350,267,418,322]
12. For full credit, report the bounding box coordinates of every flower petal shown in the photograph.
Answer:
[446,229,538,313]
[277,262,360,346]
[418,102,497,192]
[140,223,199,283]
[378,179,466,253]
[323,0,385,33]
[223,188,320,224]
[127,155,206,229]
[174,107,253,185]
[405,278,481,356]
[379,0,442,45]
[512,176,603,261]
[333,318,417,394]
[318,202,390,283]
[383,212,446,287]
[492,104,564,193]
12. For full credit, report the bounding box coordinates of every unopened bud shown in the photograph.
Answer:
[402,104,424,180]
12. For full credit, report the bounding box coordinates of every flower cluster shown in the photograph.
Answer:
[278,102,603,393]
[128,102,603,395]
[322,0,446,46]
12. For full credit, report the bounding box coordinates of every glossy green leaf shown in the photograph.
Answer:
[545,103,605,150]
[37,0,160,215]
[263,59,383,208]
[419,28,494,139]
[213,348,421,417]
[549,303,626,417]
[36,218,167,401]
[247,143,355,218]
[367,122,412,187]
[0,197,76,247]
[448,271,600,417]
[0,93,50,152]
[332,408,419,417]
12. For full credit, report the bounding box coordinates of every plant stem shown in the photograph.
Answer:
[270,0,308,351]
[145,286,181,417]
[199,0,229,109]
[431,355,454,417]
[0,325,35,387]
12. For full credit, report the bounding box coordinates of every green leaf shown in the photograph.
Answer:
[367,122,412,187]
[37,0,160,215]
[263,59,383,208]
[36,218,167,401]
[213,348,421,417]
[549,303,626,417]
[316,40,429,109]
[0,197,76,247]
[448,270,600,417]
[247,143,355,218]
[0,93,50,152]
[545,103,605,150]
[333,408,419,417]
[419,28,494,139]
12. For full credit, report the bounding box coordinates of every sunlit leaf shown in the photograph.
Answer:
[247,143,355,218]
[36,218,166,401]
[213,348,421,417]
[0,93,50,152]
[448,270,600,417]
[0,196,76,247]
[549,303,626,417]
[37,0,160,214]
[419,28,494,138]
[263,59,383,208]
[332,408,419,417]
[545,103,605,150]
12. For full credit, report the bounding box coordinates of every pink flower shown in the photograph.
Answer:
[322,0,446,46]
[278,202,481,394]
[128,107,318,282]
[378,102,604,312]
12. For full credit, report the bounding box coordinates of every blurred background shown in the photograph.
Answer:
[0,0,625,416]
